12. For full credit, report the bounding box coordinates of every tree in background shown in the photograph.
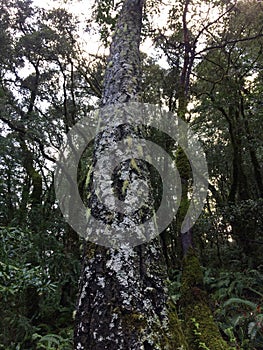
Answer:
[0,0,102,348]
[192,0,263,265]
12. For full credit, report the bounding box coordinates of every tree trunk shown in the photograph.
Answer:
[74,1,187,349]
[180,249,231,350]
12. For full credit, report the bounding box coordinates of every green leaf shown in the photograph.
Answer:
[223,297,257,310]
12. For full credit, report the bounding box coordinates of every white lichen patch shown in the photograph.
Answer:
[120,291,132,306]
[109,312,118,330]
[97,276,105,288]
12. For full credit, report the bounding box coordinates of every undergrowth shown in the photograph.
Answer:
[169,265,263,349]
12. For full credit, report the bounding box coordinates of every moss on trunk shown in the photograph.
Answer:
[165,300,189,349]
[116,299,189,349]
[180,249,232,350]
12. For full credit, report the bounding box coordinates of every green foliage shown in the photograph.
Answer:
[0,1,99,347]
[203,267,263,348]
[32,330,73,350]
[205,268,263,300]
[190,318,211,350]
[0,226,80,349]
[0,227,56,296]
[168,264,263,349]
[92,0,120,46]
[167,269,182,303]
[219,297,263,348]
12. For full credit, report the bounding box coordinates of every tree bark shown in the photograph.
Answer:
[74,1,187,349]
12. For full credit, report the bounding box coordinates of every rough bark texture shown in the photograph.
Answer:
[74,0,188,349]
[101,0,143,105]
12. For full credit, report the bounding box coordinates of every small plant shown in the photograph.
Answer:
[190,318,210,350]
[32,330,73,350]
[167,269,182,303]
[202,267,263,348]
[219,297,263,348]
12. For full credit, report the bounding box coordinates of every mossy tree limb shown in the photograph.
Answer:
[180,249,232,350]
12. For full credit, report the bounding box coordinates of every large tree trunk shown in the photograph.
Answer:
[74,0,187,349]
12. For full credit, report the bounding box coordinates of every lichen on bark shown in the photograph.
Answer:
[74,0,187,349]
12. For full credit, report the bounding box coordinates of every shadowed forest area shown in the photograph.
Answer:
[0,0,263,349]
